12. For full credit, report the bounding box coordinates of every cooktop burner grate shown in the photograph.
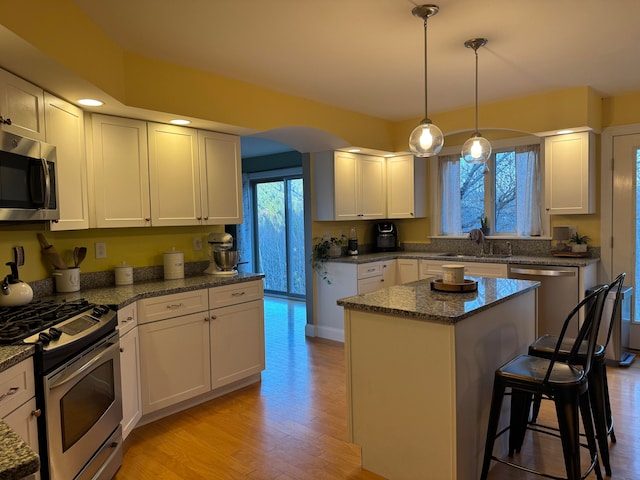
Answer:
[0,298,94,344]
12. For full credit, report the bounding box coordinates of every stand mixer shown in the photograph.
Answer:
[204,232,239,275]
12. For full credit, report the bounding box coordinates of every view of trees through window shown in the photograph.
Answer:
[460,149,529,234]
[254,178,305,297]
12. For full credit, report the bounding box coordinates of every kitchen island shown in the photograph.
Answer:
[337,276,539,480]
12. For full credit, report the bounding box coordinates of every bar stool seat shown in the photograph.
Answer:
[480,284,609,480]
[528,272,626,477]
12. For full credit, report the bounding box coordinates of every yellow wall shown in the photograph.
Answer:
[1,0,640,284]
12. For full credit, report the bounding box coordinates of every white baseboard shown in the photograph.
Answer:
[315,325,344,343]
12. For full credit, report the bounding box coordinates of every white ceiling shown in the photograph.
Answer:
[71,0,640,122]
[5,1,640,157]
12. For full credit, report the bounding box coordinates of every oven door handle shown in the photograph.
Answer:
[49,339,118,390]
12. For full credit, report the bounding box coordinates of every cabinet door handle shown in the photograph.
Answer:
[31,409,42,418]
[120,347,124,353]
[210,315,217,320]
[204,316,210,322]
[0,386,19,401]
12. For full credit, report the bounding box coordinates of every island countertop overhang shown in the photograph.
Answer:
[337,276,540,324]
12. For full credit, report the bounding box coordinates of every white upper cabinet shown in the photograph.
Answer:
[386,154,427,219]
[313,151,386,221]
[0,69,45,140]
[148,122,201,226]
[90,114,151,228]
[198,130,243,225]
[45,94,89,231]
[544,131,595,214]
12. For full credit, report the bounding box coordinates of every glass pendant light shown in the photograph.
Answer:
[461,38,491,165]
[409,5,444,157]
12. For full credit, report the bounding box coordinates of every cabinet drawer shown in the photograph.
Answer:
[0,357,35,419]
[118,302,138,335]
[209,280,264,309]
[138,289,209,324]
[358,263,382,279]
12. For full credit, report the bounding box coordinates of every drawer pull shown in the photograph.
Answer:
[0,386,19,401]
[231,292,246,297]
[166,303,185,310]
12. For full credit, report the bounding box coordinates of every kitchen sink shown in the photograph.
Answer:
[435,252,511,259]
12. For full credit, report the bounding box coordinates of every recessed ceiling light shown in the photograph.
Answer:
[170,119,191,125]
[77,98,103,107]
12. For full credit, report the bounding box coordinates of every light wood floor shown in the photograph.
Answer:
[115,297,640,479]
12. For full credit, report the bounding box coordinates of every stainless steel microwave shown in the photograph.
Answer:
[0,130,59,221]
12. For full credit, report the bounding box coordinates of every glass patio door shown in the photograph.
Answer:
[611,132,640,348]
[253,176,305,297]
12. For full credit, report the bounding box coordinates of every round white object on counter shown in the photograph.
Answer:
[115,262,133,285]
[54,268,80,292]
[164,248,184,279]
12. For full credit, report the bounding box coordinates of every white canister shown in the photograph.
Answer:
[115,262,133,285]
[441,264,465,284]
[54,268,80,293]
[164,249,184,279]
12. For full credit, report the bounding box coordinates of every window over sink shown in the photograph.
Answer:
[431,135,549,238]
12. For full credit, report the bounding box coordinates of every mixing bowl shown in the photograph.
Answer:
[213,249,238,271]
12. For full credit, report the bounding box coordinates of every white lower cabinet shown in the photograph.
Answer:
[357,260,396,294]
[396,258,419,283]
[0,357,40,480]
[139,310,211,414]
[138,282,264,418]
[118,303,141,440]
[209,282,265,390]
[419,260,508,279]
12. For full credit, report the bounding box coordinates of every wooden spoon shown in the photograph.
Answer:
[74,247,87,267]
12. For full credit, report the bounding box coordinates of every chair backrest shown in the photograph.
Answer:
[542,283,610,384]
[601,272,627,349]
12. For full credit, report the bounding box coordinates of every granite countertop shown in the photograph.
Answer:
[0,271,264,480]
[0,422,39,480]
[42,271,265,309]
[337,276,540,324]
[327,251,599,267]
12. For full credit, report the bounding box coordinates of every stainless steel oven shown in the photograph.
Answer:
[1,299,122,480]
[43,330,122,480]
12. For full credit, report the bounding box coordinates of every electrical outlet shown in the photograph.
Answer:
[193,237,203,251]
[95,242,107,259]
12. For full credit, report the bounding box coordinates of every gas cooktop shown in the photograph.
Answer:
[0,298,96,344]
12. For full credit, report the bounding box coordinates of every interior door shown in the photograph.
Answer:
[611,131,640,348]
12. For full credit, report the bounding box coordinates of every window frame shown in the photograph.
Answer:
[429,134,549,239]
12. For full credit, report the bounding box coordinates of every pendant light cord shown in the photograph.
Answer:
[423,18,429,120]
[474,47,479,132]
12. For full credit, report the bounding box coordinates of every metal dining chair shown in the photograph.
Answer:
[527,272,626,476]
[480,283,610,480]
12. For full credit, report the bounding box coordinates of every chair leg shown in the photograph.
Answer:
[481,376,506,480]
[579,391,604,480]
[554,389,583,480]
[589,359,612,476]
[602,364,616,443]
[530,392,543,423]
[509,389,532,454]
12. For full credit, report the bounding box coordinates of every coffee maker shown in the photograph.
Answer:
[204,232,239,275]
[374,222,398,252]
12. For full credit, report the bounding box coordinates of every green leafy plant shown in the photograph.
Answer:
[310,235,346,283]
[570,231,590,244]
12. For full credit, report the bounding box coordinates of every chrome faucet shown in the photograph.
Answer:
[506,241,512,257]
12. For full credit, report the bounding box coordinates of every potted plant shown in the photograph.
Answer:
[480,214,490,236]
[311,235,346,283]
[569,231,589,253]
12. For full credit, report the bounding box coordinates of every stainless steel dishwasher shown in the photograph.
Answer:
[508,264,580,336]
